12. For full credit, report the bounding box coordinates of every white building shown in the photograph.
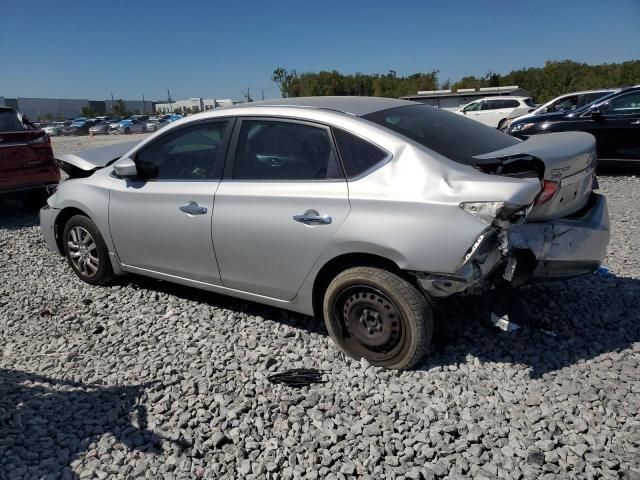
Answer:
[155,98,235,114]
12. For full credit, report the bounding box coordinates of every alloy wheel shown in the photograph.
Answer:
[67,226,100,277]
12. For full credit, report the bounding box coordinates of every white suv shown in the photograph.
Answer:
[457,96,535,129]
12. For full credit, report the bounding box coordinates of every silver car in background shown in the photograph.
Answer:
[40,97,609,369]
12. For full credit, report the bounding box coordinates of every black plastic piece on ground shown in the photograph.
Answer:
[267,369,327,388]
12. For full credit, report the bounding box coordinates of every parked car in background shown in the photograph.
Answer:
[0,106,59,208]
[129,114,150,122]
[89,121,111,135]
[508,85,640,162]
[117,118,147,134]
[42,97,609,369]
[43,121,68,136]
[63,119,97,136]
[457,96,535,130]
[160,114,183,123]
[145,118,170,132]
[512,89,618,125]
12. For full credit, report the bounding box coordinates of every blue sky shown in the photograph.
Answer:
[1,0,639,102]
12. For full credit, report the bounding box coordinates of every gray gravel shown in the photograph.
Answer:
[1,164,639,479]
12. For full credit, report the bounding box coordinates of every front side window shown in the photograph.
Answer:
[333,128,388,178]
[600,92,640,116]
[135,120,229,180]
[553,96,579,112]
[232,120,342,180]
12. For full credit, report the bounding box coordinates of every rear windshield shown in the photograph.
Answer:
[0,110,25,132]
[363,104,519,165]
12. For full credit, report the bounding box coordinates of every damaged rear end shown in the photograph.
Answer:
[419,132,610,297]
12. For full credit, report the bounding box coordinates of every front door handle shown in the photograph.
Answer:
[293,209,332,225]
[179,201,207,215]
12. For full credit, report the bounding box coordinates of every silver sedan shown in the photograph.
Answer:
[40,97,609,369]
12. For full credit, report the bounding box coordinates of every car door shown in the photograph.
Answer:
[479,100,504,127]
[212,117,350,300]
[595,90,640,160]
[109,119,233,283]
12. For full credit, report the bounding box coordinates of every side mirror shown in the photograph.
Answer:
[113,157,137,178]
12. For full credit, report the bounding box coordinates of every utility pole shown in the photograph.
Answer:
[142,93,146,114]
[261,88,264,101]
[167,89,173,112]
[110,92,114,114]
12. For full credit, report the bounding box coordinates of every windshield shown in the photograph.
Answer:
[0,110,25,131]
[363,104,520,165]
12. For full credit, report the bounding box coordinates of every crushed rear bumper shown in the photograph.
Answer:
[416,193,609,296]
[509,192,609,278]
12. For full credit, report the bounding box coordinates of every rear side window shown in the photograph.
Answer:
[333,129,388,178]
[232,120,342,180]
[523,98,536,108]
[363,104,519,165]
[0,110,24,132]
[503,99,520,108]
[136,120,229,180]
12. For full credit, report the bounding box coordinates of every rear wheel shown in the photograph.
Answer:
[63,215,114,285]
[323,267,432,370]
[498,119,508,131]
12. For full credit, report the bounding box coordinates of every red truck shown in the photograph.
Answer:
[0,107,60,208]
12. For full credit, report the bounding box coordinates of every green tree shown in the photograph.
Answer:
[80,106,96,118]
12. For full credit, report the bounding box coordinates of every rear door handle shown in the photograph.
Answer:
[293,209,332,225]
[179,201,207,215]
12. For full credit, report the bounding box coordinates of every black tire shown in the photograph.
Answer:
[20,189,50,210]
[63,215,114,285]
[323,267,433,370]
[124,127,131,134]
[498,119,508,131]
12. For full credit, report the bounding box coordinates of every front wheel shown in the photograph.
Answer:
[323,267,433,370]
[498,119,509,131]
[63,215,114,285]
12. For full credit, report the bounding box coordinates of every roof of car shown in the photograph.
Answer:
[472,96,531,101]
[225,96,418,117]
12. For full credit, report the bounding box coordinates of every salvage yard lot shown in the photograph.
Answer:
[0,138,638,479]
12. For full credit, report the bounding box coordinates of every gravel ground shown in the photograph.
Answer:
[1,150,639,479]
[50,133,152,156]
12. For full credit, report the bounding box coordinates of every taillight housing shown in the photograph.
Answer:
[534,180,559,206]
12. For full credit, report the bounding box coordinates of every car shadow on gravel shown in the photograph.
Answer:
[0,369,187,479]
[423,273,640,378]
[121,271,640,380]
[0,198,40,230]
[117,273,329,337]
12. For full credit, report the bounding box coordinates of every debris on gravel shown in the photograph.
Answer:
[1,166,639,478]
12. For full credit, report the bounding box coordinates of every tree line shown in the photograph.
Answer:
[272,60,640,103]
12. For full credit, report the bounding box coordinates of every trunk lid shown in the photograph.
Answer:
[473,132,597,221]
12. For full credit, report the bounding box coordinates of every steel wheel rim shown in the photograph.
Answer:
[67,226,99,277]
[333,285,406,362]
